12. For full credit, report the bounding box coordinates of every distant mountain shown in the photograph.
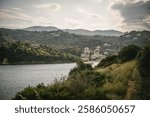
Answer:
[93,30,123,36]
[64,29,123,36]
[23,26,123,36]
[118,30,150,47]
[1,28,150,59]
[0,28,105,49]
[63,29,91,35]
[23,26,59,32]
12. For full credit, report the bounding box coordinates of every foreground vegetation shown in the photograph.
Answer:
[13,45,150,100]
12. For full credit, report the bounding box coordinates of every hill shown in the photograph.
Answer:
[0,28,150,57]
[64,29,123,36]
[0,41,78,64]
[13,59,140,100]
[0,28,105,49]
[13,45,150,100]
[119,30,150,47]
[23,26,59,32]
[96,60,140,99]
[23,26,123,36]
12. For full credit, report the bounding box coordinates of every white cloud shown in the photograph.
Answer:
[0,8,52,27]
[77,8,86,13]
[90,13,102,19]
[0,9,33,22]
[0,0,148,31]
[111,0,150,31]
[97,0,103,3]
[64,18,82,28]
[33,3,61,11]
[110,0,149,5]
[77,8,101,19]
[12,7,23,12]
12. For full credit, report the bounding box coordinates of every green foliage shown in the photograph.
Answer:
[14,86,40,100]
[97,55,117,68]
[69,60,93,76]
[117,45,141,63]
[0,41,78,64]
[119,30,150,47]
[13,66,111,100]
[62,47,82,56]
[76,60,93,70]
[0,28,104,49]
[138,45,150,99]
[13,81,70,100]
[138,46,150,75]
[97,45,141,68]
[12,44,150,100]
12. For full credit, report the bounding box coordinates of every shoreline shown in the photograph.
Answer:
[0,62,76,66]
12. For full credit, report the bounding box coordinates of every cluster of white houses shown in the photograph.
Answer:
[81,46,107,61]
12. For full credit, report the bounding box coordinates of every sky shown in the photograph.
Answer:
[0,0,150,32]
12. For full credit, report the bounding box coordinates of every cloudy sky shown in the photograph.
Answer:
[0,0,149,32]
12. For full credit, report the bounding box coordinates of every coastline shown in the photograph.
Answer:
[0,61,76,66]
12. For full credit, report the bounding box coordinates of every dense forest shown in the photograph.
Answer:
[13,44,150,100]
[0,41,78,64]
[1,28,150,58]
[0,28,105,49]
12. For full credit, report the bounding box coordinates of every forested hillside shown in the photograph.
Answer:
[0,28,105,49]
[119,30,150,47]
[23,26,123,36]
[1,28,150,51]
[0,28,150,65]
[0,41,78,64]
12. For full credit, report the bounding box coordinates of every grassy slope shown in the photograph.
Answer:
[13,59,142,100]
[96,60,141,99]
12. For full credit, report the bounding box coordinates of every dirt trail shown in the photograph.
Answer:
[124,80,135,99]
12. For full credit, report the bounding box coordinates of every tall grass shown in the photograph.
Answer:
[97,60,137,99]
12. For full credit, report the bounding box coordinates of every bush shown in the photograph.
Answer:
[69,60,93,76]
[138,45,150,99]
[138,46,150,75]
[14,86,40,100]
[117,45,141,63]
[13,71,111,100]
[97,55,117,68]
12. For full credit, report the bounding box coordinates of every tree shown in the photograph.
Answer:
[138,45,150,99]
[117,45,141,63]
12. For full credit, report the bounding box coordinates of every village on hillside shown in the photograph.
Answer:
[81,45,119,62]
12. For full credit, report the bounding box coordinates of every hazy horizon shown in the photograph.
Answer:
[1,25,150,33]
[0,0,150,32]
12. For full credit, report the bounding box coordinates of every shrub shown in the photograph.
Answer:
[138,46,150,75]
[138,45,150,99]
[117,45,141,63]
[13,71,111,100]
[69,60,93,76]
[76,60,93,70]
[14,86,40,100]
[97,55,117,68]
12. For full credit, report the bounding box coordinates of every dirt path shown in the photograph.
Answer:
[124,80,134,99]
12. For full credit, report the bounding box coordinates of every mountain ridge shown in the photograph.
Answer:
[23,26,59,32]
[23,26,123,36]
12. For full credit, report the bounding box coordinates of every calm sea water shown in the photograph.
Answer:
[0,63,76,99]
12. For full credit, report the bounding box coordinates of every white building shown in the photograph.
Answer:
[104,43,111,47]
[81,46,106,61]
[81,47,91,61]
[91,46,106,61]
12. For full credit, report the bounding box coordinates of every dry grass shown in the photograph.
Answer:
[96,60,141,99]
